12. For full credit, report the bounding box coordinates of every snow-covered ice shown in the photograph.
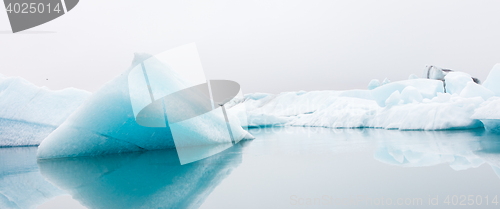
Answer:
[0,76,90,127]
[483,64,500,96]
[472,98,500,132]
[229,64,500,132]
[400,86,423,104]
[444,72,473,95]
[460,81,495,100]
[0,119,56,147]
[367,79,380,90]
[0,76,90,147]
[371,79,444,107]
[408,74,419,80]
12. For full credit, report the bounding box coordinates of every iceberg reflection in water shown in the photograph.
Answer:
[373,130,500,172]
[37,140,251,209]
[2,128,500,208]
[0,147,63,209]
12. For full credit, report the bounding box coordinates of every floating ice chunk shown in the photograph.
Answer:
[426,66,451,80]
[444,72,473,95]
[476,119,500,132]
[400,86,423,104]
[339,89,374,100]
[238,93,275,112]
[368,79,380,90]
[371,79,444,107]
[460,81,495,100]
[251,91,340,117]
[431,92,452,103]
[0,77,90,127]
[0,119,56,147]
[245,92,273,100]
[37,53,250,159]
[225,72,490,131]
[0,76,90,147]
[373,97,484,130]
[408,74,419,80]
[287,97,380,128]
[237,86,483,130]
[483,64,500,96]
[385,91,401,106]
[472,97,500,132]
[471,97,500,120]
[382,78,391,85]
[246,113,290,127]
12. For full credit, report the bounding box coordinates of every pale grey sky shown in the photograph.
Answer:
[1,0,499,93]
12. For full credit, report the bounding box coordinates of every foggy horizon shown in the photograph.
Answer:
[1,0,499,94]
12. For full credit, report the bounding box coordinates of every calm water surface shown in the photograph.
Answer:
[1,127,500,208]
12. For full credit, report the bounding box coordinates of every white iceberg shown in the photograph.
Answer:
[371,79,444,107]
[367,79,380,90]
[444,72,473,95]
[0,76,90,147]
[400,86,423,104]
[385,91,401,106]
[460,81,495,100]
[229,64,500,131]
[472,97,500,132]
[469,64,500,132]
[483,64,500,96]
[408,74,419,80]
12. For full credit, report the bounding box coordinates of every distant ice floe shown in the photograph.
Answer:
[0,76,90,147]
[229,64,500,132]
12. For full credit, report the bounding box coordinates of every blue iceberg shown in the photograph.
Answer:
[37,47,251,159]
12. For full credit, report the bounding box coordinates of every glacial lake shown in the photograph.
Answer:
[1,127,500,209]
